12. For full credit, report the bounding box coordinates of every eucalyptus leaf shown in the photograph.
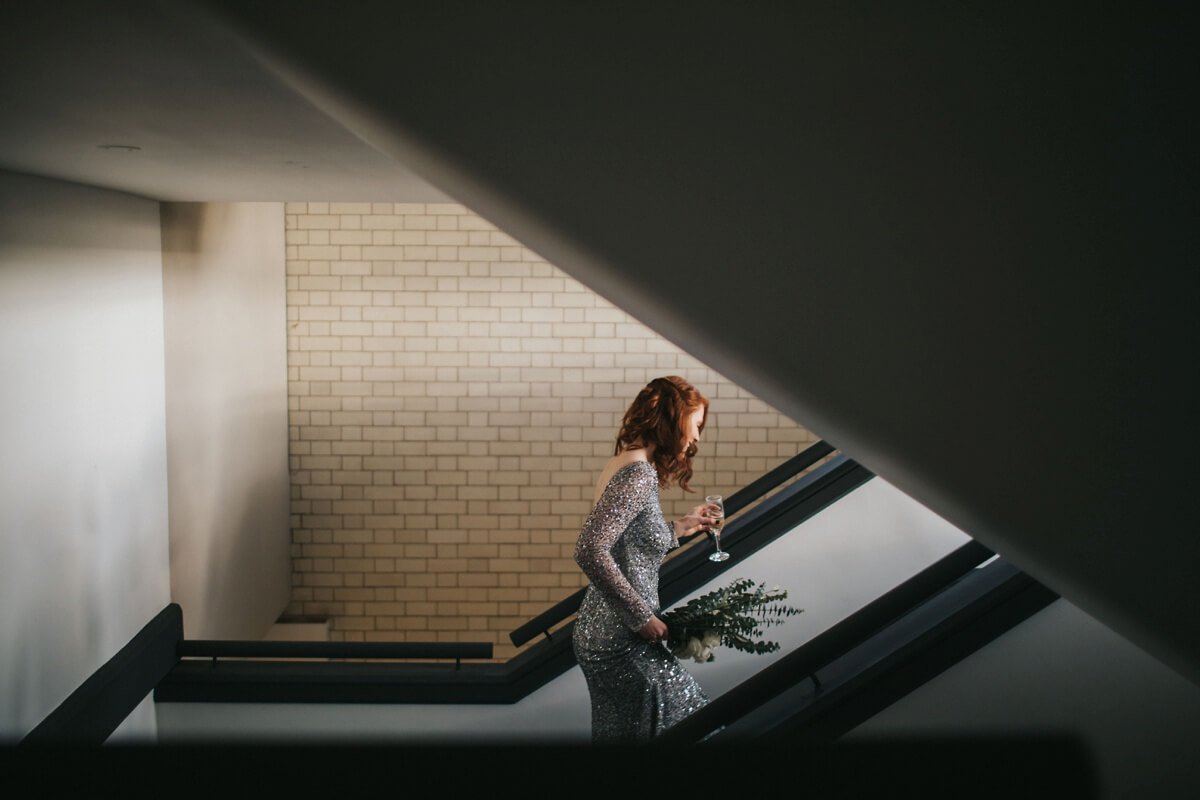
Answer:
[662,579,803,663]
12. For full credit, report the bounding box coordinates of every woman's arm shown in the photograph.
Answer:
[573,463,657,631]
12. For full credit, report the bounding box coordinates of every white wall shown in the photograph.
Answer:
[154,478,971,742]
[160,202,291,640]
[0,170,171,741]
[848,600,1200,798]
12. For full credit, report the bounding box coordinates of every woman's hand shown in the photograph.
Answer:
[673,502,721,540]
[639,614,668,642]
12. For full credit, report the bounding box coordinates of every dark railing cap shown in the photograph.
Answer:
[177,640,493,661]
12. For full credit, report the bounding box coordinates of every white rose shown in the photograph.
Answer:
[695,631,721,662]
[672,637,703,661]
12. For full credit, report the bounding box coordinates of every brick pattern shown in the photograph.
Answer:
[285,202,815,659]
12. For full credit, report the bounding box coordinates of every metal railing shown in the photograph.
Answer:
[177,640,493,669]
[21,604,184,745]
[654,535,1060,744]
[656,540,999,743]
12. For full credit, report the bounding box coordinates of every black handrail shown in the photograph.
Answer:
[178,640,493,669]
[21,604,183,745]
[655,540,1002,743]
[508,439,838,647]
[749,560,1059,743]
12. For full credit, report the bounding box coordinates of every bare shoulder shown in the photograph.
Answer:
[593,449,652,504]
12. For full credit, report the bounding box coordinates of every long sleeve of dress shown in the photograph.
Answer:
[574,463,657,632]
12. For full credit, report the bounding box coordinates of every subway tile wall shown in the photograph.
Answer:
[285,202,814,659]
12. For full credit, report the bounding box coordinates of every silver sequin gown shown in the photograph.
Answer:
[572,461,708,742]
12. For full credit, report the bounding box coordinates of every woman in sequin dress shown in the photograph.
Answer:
[572,376,719,742]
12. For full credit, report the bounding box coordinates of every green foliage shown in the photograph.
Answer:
[661,578,803,662]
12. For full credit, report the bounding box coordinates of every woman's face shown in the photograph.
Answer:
[683,407,705,454]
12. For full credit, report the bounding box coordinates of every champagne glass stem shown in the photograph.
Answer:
[705,494,729,562]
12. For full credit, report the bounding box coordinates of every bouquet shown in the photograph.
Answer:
[661,578,803,663]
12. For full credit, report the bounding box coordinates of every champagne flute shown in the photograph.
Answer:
[705,495,729,562]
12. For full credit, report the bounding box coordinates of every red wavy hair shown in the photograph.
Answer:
[614,376,709,491]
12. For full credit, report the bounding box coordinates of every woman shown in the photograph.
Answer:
[572,376,718,742]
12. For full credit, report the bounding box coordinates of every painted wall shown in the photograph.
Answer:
[161,202,291,640]
[0,170,170,740]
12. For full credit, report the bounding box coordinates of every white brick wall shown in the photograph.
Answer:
[286,202,815,659]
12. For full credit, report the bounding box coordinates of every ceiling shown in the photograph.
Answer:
[0,0,452,203]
